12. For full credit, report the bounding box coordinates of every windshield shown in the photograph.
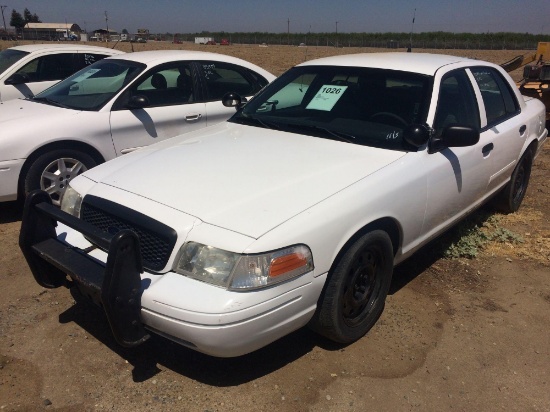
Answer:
[0,49,29,75]
[233,66,433,151]
[33,58,145,111]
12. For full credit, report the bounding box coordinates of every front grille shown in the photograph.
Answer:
[80,196,178,271]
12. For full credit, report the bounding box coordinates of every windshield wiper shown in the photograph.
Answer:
[315,126,356,143]
[234,115,283,131]
[235,116,356,143]
[31,96,69,109]
[285,123,356,143]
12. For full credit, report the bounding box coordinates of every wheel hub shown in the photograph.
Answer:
[342,250,378,325]
[40,158,87,206]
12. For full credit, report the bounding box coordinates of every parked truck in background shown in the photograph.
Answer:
[195,37,215,44]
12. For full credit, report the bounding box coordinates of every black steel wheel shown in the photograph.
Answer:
[495,149,533,213]
[309,230,393,344]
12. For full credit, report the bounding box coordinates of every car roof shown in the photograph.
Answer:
[106,50,275,78]
[298,52,481,76]
[8,44,124,55]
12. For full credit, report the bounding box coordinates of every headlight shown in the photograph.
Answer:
[175,242,313,290]
[60,184,83,217]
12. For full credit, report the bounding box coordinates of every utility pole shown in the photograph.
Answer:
[287,18,290,45]
[104,10,109,41]
[1,5,7,32]
[335,21,338,48]
[408,8,416,52]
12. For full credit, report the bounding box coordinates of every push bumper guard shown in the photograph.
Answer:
[19,190,150,347]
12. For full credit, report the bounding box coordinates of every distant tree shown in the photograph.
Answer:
[121,28,129,34]
[22,8,41,23]
[23,8,32,22]
[10,9,25,29]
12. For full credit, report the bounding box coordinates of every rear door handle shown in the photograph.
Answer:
[519,125,526,135]
[482,143,494,156]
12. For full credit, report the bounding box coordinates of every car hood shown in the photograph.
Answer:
[0,98,69,123]
[85,122,406,238]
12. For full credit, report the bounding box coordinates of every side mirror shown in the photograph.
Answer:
[403,124,430,147]
[125,95,150,109]
[441,125,480,147]
[222,92,247,110]
[5,72,30,85]
[429,125,479,153]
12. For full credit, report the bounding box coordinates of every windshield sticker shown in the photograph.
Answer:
[71,68,101,82]
[306,85,348,111]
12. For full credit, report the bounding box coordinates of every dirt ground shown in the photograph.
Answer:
[0,42,549,411]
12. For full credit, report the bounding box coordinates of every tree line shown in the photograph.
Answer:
[166,31,550,50]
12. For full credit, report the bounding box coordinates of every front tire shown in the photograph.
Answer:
[495,149,533,213]
[24,150,96,206]
[310,230,394,344]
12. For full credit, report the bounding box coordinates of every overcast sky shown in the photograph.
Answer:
[5,0,550,34]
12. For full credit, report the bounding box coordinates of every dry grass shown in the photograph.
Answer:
[1,40,531,79]
[485,208,550,264]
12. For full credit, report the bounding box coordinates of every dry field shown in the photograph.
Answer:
[0,41,549,412]
[0,39,533,78]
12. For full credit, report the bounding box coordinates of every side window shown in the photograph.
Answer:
[246,68,270,89]
[130,63,194,107]
[73,53,111,71]
[17,53,75,82]
[433,70,480,138]
[200,61,262,101]
[16,58,39,81]
[470,67,519,126]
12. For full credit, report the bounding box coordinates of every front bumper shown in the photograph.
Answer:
[19,190,149,347]
[19,190,324,357]
[0,158,24,202]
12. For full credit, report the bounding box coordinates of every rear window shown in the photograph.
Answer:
[200,61,267,101]
[0,49,29,75]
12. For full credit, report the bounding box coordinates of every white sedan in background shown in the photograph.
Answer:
[0,50,275,204]
[0,44,123,102]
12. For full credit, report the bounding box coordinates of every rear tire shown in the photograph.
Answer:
[24,149,96,206]
[495,149,533,213]
[309,230,393,343]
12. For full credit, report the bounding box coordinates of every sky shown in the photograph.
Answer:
[4,0,550,35]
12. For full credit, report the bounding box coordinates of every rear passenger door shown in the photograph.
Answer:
[198,61,270,126]
[469,67,524,192]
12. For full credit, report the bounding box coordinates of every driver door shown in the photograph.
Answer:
[109,62,206,155]
[421,69,492,236]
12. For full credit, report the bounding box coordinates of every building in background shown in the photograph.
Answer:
[23,22,82,41]
[90,29,118,42]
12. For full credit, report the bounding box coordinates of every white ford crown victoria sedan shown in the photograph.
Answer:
[20,53,547,357]
[0,50,274,204]
[0,44,123,102]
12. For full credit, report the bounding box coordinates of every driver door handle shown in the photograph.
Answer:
[185,113,202,122]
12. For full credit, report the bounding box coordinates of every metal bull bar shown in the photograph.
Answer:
[19,190,150,347]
